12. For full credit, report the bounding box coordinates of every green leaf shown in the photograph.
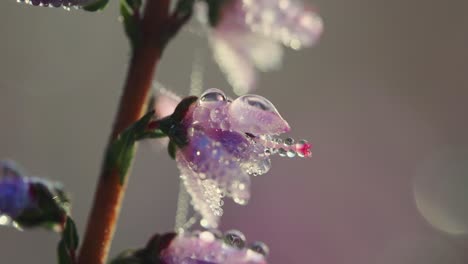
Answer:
[83,0,110,11]
[135,129,166,140]
[58,240,73,264]
[168,140,177,160]
[57,217,79,264]
[105,111,156,184]
[63,217,79,251]
[106,131,136,184]
[120,0,142,48]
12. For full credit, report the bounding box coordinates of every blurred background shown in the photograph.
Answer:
[1,0,468,263]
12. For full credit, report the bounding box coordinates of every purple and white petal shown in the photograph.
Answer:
[242,0,323,49]
[17,0,96,8]
[170,89,309,228]
[160,230,268,264]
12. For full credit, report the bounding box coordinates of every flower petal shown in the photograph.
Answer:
[154,88,182,119]
[228,94,291,134]
[242,0,324,49]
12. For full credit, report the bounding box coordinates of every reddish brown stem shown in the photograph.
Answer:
[77,1,170,264]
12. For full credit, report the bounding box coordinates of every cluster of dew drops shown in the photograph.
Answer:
[196,88,312,163]
[162,229,270,263]
[17,0,87,9]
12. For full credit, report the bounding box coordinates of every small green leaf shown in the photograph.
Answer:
[168,140,177,160]
[120,0,142,48]
[57,217,79,264]
[58,240,73,264]
[105,111,156,184]
[83,0,110,11]
[106,131,136,184]
[63,217,79,251]
[135,129,166,140]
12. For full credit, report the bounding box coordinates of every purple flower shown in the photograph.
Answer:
[17,0,95,8]
[0,160,30,218]
[155,88,312,228]
[198,0,323,94]
[160,230,268,264]
[0,160,70,230]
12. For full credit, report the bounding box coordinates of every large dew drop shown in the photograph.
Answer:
[228,94,290,134]
[249,241,270,257]
[224,230,246,249]
[199,88,227,103]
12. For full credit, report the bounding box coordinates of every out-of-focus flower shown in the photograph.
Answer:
[154,88,312,228]
[17,0,96,9]
[198,0,323,94]
[0,160,30,218]
[0,160,70,230]
[161,230,268,264]
[111,230,269,264]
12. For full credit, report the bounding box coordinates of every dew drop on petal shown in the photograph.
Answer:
[228,95,290,134]
[249,241,270,257]
[284,137,295,146]
[240,94,276,112]
[224,230,246,249]
[295,139,312,158]
[278,148,287,157]
[200,88,227,103]
[286,150,296,158]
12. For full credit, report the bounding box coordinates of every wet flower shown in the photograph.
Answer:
[0,160,30,218]
[0,160,70,230]
[17,0,96,8]
[111,230,269,264]
[161,230,268,264]
[154,88,312,228]
[198,0,323,94]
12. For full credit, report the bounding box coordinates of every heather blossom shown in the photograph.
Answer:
[0,160,30,219]
[0,160,70,230]
[154,88,312,228]
[199,0,323,94]
[111,229,269,264]
[160,230,268,264]
[17,0,97,8]
[5,0,324,263]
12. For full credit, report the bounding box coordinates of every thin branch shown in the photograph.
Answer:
[77,1,171,263]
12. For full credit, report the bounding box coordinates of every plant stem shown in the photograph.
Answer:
[77,1,170,264]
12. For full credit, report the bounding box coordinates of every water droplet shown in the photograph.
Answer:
[240,95,276,112]
[234,197,247,205]
[200,88,227,103]
[295,140,312,158]
[224,230,246,248]
[199,231,216,242]
[278,148,287,157]
[250,241,270,256]
[220,120,230,130]
[287,150,297,158]
[285,137,295,145]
